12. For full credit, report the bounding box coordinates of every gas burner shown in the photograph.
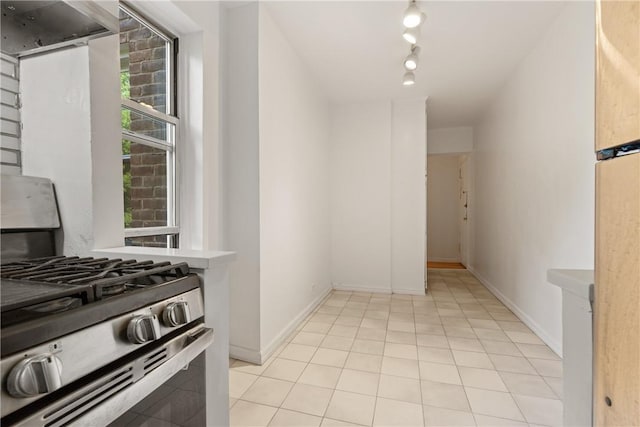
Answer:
[100,283,127,297]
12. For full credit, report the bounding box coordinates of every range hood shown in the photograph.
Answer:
[1,1,119,57]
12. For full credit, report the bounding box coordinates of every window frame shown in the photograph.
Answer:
[119,2,180,248]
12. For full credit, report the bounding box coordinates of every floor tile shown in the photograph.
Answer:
[467,319,500,330]
[417,334,450,349]
[321,335,355,351]
[479,340,522,356]
[229,371,259,398]
[464,387,524,421]
[528,358,563,378]
[447,337,485,352]
[320,418,362,427]
[381,356,420,379]
[419,361,462,385]
[263,358,307,382]
[241,377,294,407]
[230,400,277,427]
[499,372,557,398]
[231,359,273,376]
[444,326,477,339]
[311,348,350,368]
[293,332,326,346]
[544,376,563,399]
[384,342,419,360]
[268,409,322,427]
[488,354,538,375]
[344,352,383,373]
[325,390,376,426]
[281,383,333,416]
[357,327,387,341]
[388,320,416,333]
[513,394,563,426]
[514,343,560,360]
[386,330,417,344]
[473,414,527,426]
[312,314,338,324]
[335,316,363,327]
[504,330,544,345]
[361,318,388,329]
[304,322,333,334]
[351,338,385,355]
[373,397,424,426]
[496,321,530,333]
[458,367,507,392]
[421,380,470,411]
[452,350,494,369]
[279,343,317,362]
[423,405,476,426]
[329,324,358,339]
[336,369,379,396]
[378,374,422,404]
[298,364,342,389]
[472,328,510,342]
[418,346,455,364]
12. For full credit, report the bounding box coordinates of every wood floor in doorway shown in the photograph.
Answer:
[426,262,466,269]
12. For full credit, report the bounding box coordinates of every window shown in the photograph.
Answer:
[119,3,178,248]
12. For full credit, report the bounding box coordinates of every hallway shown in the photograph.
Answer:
[229,270,563,426]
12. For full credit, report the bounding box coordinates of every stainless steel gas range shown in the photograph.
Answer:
[0,176,213,426]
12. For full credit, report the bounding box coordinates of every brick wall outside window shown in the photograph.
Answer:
[120,10,173,247]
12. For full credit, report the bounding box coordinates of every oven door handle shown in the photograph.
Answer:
[12,324,214,427]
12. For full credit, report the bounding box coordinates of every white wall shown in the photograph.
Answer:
[427,127,473,155]
[427,155,461,262]
[391,100,428,293]
[21,33,123,255]
[258,6,332,356]
[222,3,262,359]
[470,2,595,355]
[331,100,426,294]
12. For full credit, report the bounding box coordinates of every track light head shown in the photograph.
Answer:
[402,71,416,86]
[402,27,420,44]
[403,1,425,28]
[403,45,420,71]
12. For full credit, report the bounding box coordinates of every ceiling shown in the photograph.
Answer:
[265,1,566,128]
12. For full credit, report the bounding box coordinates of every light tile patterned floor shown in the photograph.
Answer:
[229,269,563,427]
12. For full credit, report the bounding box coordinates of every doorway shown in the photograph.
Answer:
[426,154,470,268]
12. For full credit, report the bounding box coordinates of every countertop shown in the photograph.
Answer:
[547,269,594,300]
[92,246,236,270]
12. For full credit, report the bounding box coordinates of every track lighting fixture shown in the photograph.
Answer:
[402,27,420,45]
[403,0,425,28]
[400,0,425,86]
[403,45,420,71]
[402,71,415,86]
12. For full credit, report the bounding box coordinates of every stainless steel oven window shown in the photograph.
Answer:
[119,2,179,249]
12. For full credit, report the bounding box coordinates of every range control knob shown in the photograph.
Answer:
[163,301,191,327]
[7,353,63,398]
[127,314,161,344]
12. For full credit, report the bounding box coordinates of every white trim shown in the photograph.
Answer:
[332,284,392,295]
[229,345,261,365]
[124,226,179,238]
[427,257,461,263]
[259,288,332,363]
[467,266,562,357]
[121,130,173,151]
[392,288,426,296]
[121,98,179,126]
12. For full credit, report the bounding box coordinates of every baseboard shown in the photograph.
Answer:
[392,288,426,296]
[229,344,261,364]
[427,257,461,263]
[467,266,563,357]
[332,284,392,294]
[258,287,332,364]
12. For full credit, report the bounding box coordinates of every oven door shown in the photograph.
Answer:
[4,323,213,427]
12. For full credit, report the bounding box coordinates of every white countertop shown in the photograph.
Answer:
[92,246,236,269]
[547,269,594,300]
